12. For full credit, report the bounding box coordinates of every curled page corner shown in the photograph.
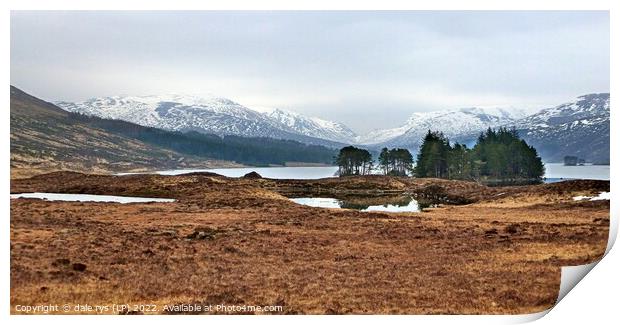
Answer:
[556,261,599,303]
[555,190,616,304]
[507,260,603,323]
[537,193,616,320]
[505,309,551,324]
[510,195,615,323]
[605,197,617,255]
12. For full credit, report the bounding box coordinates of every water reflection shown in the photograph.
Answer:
[290,196,421,212]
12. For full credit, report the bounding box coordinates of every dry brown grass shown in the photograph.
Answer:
[10,173,609,314]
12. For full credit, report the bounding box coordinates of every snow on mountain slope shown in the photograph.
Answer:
[513,93,609,130]
[359,93,610,163]
[55,92,609,163]
[357,107,524,147]
[56,95,349,147]
[263,108,357,143]
[511,93,610,163]
[354,124,411,145]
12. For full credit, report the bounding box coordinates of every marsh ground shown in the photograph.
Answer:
[10,172,609,314]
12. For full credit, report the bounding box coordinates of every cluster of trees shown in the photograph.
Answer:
[378,148,414,176]
[68,112,337,166]
[414,128,544,183]
[336,146,414,176]
[69,109,543,183]
[414,131,452,178]
[335,146,373,176]
[564,155,585,166]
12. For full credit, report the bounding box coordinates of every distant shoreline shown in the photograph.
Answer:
[544,162,610,166]
[284,162,335,167]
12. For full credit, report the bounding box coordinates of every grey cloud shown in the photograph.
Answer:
[11,11,609,133]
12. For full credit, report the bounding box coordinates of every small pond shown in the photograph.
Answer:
[573,192,611,201]
[10,192,176,204]
[290,196,422,212]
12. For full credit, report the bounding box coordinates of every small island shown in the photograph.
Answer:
[564,155,586,166]
[336,127,545,186]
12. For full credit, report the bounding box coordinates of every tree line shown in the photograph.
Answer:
[378,148,414,176]
[414,128,544,183]
[336,146,414,176]
[335,127,544,184]
[67,112,338,166]
[335,146,374,176]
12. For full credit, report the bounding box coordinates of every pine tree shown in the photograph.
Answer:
[413,127,544,183]
[378,147,390,175]
[415,130,450,178]
[336,146,374,176]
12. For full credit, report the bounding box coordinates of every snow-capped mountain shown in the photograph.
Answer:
[513,93,609,130]
[56,95,350,147]
[263,108,357,143]
[56,92,610,163]
[359,94,610,163]
[512,93,610,163]
[357,107,526,148]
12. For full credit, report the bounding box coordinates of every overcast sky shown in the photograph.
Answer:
[11,11,609,133]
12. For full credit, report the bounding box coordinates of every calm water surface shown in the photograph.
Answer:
[290,197,421,212]
[120,166,340,179]
[543,163,609,182]
[10,192,175,203]
[117,163,609,181]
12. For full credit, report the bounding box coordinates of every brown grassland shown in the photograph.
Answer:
[10,172,609,314]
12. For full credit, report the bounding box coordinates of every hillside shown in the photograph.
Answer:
[56,94,348,148]
[358,95,610,164]
[46,89,611,164]
[263,108,357,143]
[449,94,610,163]
[10,86,338,178]
[10,86,236,178]
[357,107,525,148]
[513,93,610,164]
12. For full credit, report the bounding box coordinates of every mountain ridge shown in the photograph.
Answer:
[10,86,339,178]
[512,93,610,164]
[55,92,610,163]
[57,95,349,148]
[357,107,526,147]
[263,108,357,143]
[10,87,230,178]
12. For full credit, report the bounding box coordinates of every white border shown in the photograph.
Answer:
[3,1,617,324]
